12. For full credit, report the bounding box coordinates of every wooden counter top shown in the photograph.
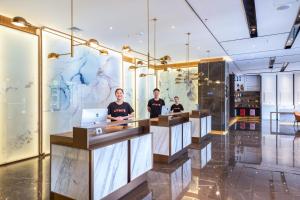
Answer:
[150,112,190,127]
[50,119,150,150]
[190,110,211,118]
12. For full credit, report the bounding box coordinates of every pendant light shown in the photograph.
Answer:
[11,16,30,27]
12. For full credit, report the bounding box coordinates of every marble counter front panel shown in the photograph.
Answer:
[171,124,183,155]
[130,133,153,180]
[51,144,89,200]
[151,126,169,156]
[92,141,128,200]
[182,122,192,148]
[191,118,200,138]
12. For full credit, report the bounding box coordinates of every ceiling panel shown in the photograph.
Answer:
[186,0,250,42]
[222,33,289,55]
[0,0,226,62]
[255,0,300,36]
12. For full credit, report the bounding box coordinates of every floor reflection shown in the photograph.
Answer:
[1,121,300,199]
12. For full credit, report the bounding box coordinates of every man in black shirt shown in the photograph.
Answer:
[107,88,134,121]
[170,96,184,113]
[147,88,165,118]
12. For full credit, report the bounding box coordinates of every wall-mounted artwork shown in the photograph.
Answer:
[158,68,198,113]
[42,31,122,152]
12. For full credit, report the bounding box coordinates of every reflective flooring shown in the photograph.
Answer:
[1,120,300,200]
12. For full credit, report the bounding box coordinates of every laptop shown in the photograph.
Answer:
[81,108,107,127]
[161,106,170,115]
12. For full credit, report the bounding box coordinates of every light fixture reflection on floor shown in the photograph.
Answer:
[11,16,30,27]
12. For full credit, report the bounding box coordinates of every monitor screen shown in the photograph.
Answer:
[81,108,107,127]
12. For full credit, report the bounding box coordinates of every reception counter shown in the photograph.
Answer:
[50,120,152,200]
[190,110,212,143]
[150,112,191,164]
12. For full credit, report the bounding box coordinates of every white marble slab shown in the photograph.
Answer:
[182,159,192,188]
[131,133,153,180]
[151,126,169,155]
[182,122,192,148]
[92,141,128,200]
[51,144,89,200]
[171,124,182,155]
[190,118,200,138]
[207,115,212,133]
[200,117,207,138]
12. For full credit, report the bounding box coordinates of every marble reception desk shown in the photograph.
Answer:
[50,120,152,200]
[190,110,212,143]
[150,112,192,164]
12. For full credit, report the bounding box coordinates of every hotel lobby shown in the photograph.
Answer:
[1,0,300,199]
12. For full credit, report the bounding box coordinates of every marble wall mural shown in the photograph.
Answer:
[0,25,39,165]
[42,31,122,153]
[158,68,198,113]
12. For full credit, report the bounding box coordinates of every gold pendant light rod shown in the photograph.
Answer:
[70,0,74,57]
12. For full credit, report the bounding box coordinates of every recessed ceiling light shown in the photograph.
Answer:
[171,25,175,29]
[277,4,290,11]
[109,26,113,30]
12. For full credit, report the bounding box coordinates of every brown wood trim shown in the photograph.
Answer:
[127,140,131,183]
[119,181,151,200]
[153,147,188,164]
[89,151,92,200]
[150,112,190,127]
[51,126,151,150]
[192,137,201,144]
[0,15,38,35]
[190,110,211,118]
[50,192,74,200]
[73,127,89,149]
[102,173,147,200]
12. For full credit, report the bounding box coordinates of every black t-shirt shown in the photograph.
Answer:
[171,104,184,113]
[147,98,165,118]
[107,102,134,121]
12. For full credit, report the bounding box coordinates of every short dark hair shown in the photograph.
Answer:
[174,96,179,99]
[153,88,160,92]
[115,88,124,94]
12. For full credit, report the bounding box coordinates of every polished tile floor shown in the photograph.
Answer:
[1,120,300,200]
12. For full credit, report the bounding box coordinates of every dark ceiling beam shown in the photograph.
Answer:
[285,8,300,49]
[242,0,258,38]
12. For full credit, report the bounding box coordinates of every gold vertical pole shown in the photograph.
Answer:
[70,0,74,57]
[37,28,43,155]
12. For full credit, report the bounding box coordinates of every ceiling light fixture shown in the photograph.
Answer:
[122,45,132,53]
[48,52,70,59]
[242,0,258,37]
[269,57,276,69]
[86,39,99,48]
[11,16,30,27]
[280,62,289,72]
[285,8,300,49]
[99,49,109,55]
[277,4,290,11]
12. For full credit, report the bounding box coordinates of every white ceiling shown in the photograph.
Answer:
[1,0,300,74]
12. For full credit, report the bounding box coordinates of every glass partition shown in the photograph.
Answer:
[0,25,39,164]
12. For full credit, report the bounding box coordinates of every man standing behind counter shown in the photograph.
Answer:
[147,88,165,118]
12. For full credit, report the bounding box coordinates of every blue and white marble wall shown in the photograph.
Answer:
[130,133,152,180]
[171,124,183,155]
[0,26,39,165]
[158,68,198,113]
[92,141,128,199]
[42,31,122,153]
[51,144,89,200]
